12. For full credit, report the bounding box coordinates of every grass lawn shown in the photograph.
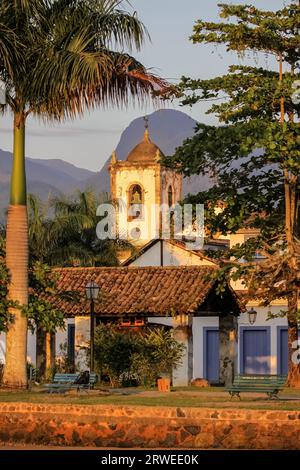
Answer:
[0,386,300,410]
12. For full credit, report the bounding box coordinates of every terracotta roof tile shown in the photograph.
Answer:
[49,266,228,317]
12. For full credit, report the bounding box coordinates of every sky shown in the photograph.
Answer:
[0,0,287,171]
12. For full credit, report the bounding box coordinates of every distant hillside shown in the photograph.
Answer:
[28,158,93,182]
[82,109,212,195]
[0,109,211,219]
[0,149,96,218]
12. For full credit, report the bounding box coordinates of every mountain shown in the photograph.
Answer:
[0,149,96,218]
[82,109,211,195]
[0,109,210,219]
[28,158,93,182]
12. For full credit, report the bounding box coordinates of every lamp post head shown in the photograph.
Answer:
[85,281,100,301]
[247,307,257,325]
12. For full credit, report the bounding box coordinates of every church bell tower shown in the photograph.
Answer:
[109,118,182,245]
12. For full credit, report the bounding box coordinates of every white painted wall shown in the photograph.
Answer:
[131,243,162,266]
[116,167,159,241]
[0,320,70,368]
[0,331,36,366]
[55,320,71,359]
[160,169,182,208]
[75,316,90,371]
[131,241,216,267]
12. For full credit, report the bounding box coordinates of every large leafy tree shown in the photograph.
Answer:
[0,0,165,388]
[167,3,300,385]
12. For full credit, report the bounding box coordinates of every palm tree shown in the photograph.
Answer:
[0,0,165,388]
[28,191,125,266]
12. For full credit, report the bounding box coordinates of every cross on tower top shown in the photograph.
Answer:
[144,115,149,130]
[144,116,150,142]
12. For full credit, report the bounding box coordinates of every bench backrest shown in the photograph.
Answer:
[89,372,97,384]
[233,375,287,386]
[53,372,97,384]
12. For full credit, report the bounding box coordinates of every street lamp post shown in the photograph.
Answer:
[85,281,100,373]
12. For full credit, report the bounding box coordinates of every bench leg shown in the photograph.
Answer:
[76,386,90,393]
[267,391,279,400]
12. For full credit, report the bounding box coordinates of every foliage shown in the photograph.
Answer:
[94,324,140,387]
[28,191,132,267]
[130,328,185,387]
[0,229,78,335]
[93,324,185,387]
[0,236,15,332]
[24,262,66,334]
[164,2,300,384]
[55,341,79,374]
[0,0,164,125]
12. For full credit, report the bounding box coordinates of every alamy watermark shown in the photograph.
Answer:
[96,202,205,250]
[0,80,6,105]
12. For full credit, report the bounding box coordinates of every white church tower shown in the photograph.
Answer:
[109,118,182,245]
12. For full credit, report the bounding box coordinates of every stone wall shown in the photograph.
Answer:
[0,403,300,449]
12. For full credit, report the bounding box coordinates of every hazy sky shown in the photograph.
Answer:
[0,0,286,171]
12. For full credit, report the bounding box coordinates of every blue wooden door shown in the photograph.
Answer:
[242,328,270,375]
[278,328,288,376]
[204,329,219,382]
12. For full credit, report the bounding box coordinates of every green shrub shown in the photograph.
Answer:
[55,341,78,374]
[94,324,185,388]
[94,325,140,387]
[130,329,185,387]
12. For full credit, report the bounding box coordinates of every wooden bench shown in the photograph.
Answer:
[45,372,97,393]
[226,375,287,400]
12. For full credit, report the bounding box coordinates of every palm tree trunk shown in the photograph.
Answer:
[2,113,28,389]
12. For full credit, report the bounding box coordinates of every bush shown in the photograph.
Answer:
[55,341,78,374]
[130,329,185,387]
[94,325,140,387]
[94,325,185,388]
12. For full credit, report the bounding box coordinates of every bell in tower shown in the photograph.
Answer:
[131,189,142,205]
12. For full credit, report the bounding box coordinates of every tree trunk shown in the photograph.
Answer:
[36,330,56,381]
[2,114,28,389]
[36,327,46,380]
[46,332,56,371]
[287,292,300,387]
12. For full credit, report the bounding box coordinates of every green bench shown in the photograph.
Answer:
[226,375,287,400]
[45,372,97,393]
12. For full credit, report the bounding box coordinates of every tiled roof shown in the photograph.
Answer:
[49,265,238,317]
